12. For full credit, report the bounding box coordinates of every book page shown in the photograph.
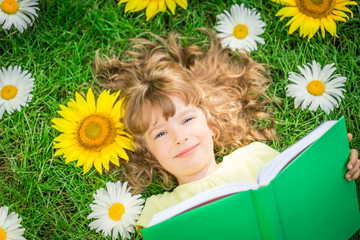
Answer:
[257,120,337,186]
[147,181,259,227]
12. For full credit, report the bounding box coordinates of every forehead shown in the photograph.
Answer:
[149,95,194,126]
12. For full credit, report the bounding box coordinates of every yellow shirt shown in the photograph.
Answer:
[136,142,279,230]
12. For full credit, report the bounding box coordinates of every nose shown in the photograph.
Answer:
[176,137,188,145]
[173,129,188,145]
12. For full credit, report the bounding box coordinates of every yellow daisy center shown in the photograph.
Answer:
[76,114,116,151]
[108,203,125,221]
[296,0,336,19]
[1,85,18,100]
[0,227,6,240]
[233,24,248,39]
[307,80,325,96]
[1,0,19,15]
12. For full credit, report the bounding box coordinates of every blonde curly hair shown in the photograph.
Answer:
[95,30,276,192]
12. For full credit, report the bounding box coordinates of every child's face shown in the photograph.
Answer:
[144,95,218,185]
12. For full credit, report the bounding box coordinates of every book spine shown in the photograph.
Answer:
[251,184,284,240]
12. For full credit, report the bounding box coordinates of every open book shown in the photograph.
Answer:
[141,117,360,240]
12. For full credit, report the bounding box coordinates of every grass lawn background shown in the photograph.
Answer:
[0,0,359,239]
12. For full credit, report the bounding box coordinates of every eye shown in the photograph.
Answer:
[155,131,166,139]
[183,117,194,124]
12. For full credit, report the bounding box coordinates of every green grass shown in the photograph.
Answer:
[0,0,359,239]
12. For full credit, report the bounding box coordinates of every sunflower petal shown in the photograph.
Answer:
[86,88,96,113]
[166,0,176,14]
[51,88,134,175]
[146,1,160,20]
[275,0,356,40]
[115,136,134,151]
[94,157,103,175]
[51,118,77,133]
[175,0,187,10]
[75,92,90,114]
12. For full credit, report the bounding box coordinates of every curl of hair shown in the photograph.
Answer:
[95,29,276,192]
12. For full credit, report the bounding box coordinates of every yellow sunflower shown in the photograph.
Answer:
[51,88,133,175]
[272,0,357,40]
[118,0,188,21]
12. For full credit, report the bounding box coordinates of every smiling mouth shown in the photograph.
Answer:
[175,144,199,158]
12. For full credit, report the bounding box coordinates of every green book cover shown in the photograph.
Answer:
[141,117,360,240]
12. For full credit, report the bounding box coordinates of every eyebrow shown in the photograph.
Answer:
[148,121,164,137]
[148,108,197,136]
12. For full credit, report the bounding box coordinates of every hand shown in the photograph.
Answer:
[345,133,360,181]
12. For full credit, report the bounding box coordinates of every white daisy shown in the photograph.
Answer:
[0,65,35,119]
[285,60,346,114]
[87,181,145,240]
[215,4,266,52]
[0,0,39,33]
[0,206,26,240]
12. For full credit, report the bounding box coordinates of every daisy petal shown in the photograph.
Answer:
[0,0,39,32]
[0,206,26,239]
[285,61,346,114]
[215,4,266,53]
[87,181,145,240]
[0,65,34,119]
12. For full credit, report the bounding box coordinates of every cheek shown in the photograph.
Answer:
[198,126,214,139]
[144,139,159,160]
[145,136,173,170]
[147,142,169,165]
[201,129,215,149]
[147,142,159,158]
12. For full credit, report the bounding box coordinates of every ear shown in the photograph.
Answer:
[210,127,215,137]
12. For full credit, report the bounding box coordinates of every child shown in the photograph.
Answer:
[95,30,360,230]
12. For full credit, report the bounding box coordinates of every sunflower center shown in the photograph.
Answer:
[296,0,336,18]
[233,24,248,39]
[307,80,325,96]
[1,0,19,14]
[0,227,6,240]
[108,203,125,221]
[1,85,18,100]
[76,114,116,151]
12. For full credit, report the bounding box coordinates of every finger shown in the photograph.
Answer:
[346,166,359,180]
[347,149,358,170]
[347,133,353,142]
[351,170,360,180]
[346,158,360,181]
[346,166,360,180]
